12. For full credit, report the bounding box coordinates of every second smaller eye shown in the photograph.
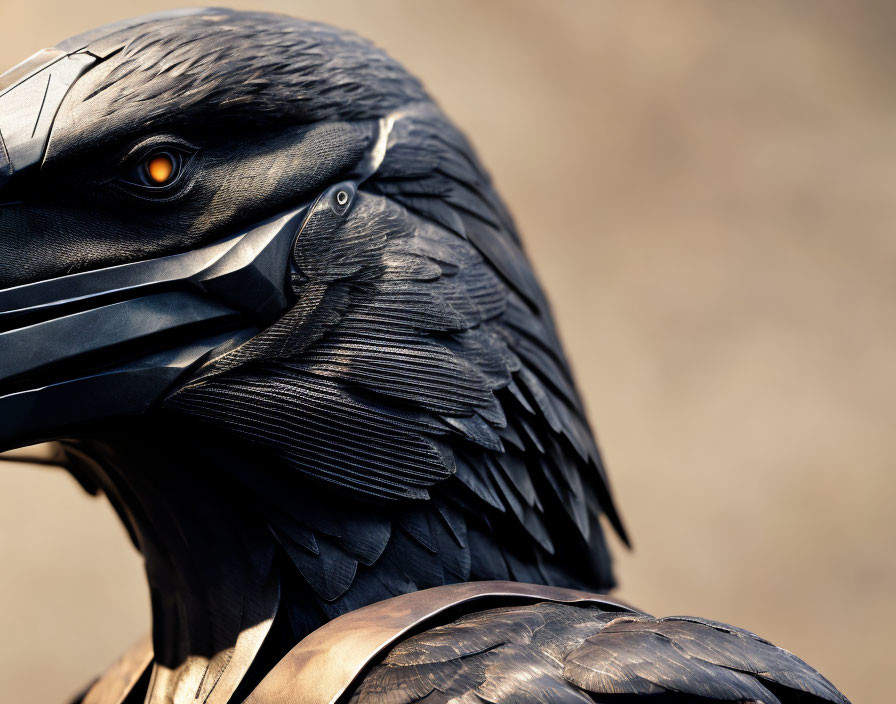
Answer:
[146,153,176,184]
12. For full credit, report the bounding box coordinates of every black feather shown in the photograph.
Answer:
[352,602,849,704]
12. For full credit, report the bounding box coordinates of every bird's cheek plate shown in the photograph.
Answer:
[291,180,358,281]
[0,199,319,451]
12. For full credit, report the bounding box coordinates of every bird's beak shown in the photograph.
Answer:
[0,202,309,451]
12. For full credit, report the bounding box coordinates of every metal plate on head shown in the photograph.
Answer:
[0,48,66,96]
[0,51,96,183]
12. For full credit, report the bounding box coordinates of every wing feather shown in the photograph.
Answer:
[351,602,850,704]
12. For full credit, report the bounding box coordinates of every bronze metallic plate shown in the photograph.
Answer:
[244,580,640,704]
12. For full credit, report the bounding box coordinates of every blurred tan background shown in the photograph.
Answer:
[1,1,893,702]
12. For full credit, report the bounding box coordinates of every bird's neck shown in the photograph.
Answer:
[70,427,371,704]
[71,416,600,703]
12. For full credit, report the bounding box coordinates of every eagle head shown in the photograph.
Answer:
[0,9,626,701]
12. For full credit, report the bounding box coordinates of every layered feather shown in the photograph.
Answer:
[167,102,626,610]
[351,602,849,704]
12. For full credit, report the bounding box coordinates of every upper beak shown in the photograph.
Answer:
[0,204,309,451]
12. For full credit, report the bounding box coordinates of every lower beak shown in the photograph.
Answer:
[0,203,309,451]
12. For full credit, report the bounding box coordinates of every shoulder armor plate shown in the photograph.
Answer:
[246,580,638,704]
[80,582,636,704]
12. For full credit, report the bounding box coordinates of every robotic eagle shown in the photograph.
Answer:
[0,9,848,704]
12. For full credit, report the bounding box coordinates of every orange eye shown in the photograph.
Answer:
[119,145,194,194]
[145,153,175,184]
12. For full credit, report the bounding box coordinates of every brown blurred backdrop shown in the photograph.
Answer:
[0,1,893,702]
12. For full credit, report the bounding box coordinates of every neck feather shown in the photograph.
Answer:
[65,416,602,704]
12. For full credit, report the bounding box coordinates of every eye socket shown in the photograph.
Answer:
[115,142,198,199]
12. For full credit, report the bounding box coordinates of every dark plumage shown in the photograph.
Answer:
[354,602,847,704]
[0,8,848,704]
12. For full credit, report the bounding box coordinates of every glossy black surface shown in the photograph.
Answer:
[0,201,310,449]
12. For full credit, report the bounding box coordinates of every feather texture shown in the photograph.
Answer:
[351,602,849,704]
[167,101,627,606]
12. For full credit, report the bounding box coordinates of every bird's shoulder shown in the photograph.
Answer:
[349,600,849,704]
